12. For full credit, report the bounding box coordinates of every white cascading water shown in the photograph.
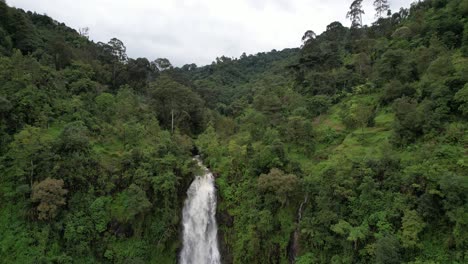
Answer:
[180,156,221,264]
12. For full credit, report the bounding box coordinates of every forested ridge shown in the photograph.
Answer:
[0,0,467,263]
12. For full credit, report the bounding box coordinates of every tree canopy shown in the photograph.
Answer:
[0,0,466,263]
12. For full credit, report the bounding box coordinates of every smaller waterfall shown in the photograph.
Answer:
[180,157,221,264]
[289,194,308,263]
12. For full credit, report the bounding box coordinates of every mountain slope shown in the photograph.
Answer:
[0,0,467,263]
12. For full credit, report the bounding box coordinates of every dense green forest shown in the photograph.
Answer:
[0,0,467,263]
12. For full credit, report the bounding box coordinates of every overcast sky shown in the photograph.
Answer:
[8,0,414,66]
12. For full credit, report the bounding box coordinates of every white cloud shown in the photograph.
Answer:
[7,0,414,66]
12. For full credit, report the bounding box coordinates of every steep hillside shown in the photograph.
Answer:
[195,0,468,263]
[0,0,467,263]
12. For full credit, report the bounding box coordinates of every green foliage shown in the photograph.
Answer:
[374,49,415,84]
[341,99,376,130]
[296,252,317,264]
[307,95,332,116]
[257,168,299,205]
[187,2,467,263]
[399,210,426,249]
[6,125,53,190]
[374,234,401,264]
[380,79,415,104]
[149,74,206,134]
[57,121,90,153]
[31,178,68,220]
[90,196,112,233]
[392,26,412,39]
[454,83,468,117]
[111,184,152,223]
[284,115,315,152]
[0,0,466,263]
[392,97,425,144]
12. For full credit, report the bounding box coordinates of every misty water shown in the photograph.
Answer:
[179,156,221,264]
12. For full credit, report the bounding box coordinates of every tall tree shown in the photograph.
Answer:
[126,57,152,90]
[149,75,205,134]
[346,0,365,28]
[31,178,68,220]
[78,27,89,38]
[151,58,172,71]
[257,168,299,205]
[8,10,41,53]
[301,30,316,47]
[374,0,390,18]
[8,126,52,188]
[107,38,127,89]
[48,36,73,70]
[0,0,9,27]
[108,37,127,62]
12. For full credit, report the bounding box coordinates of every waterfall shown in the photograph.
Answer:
[180,156,221,264]
[288,194,308,263]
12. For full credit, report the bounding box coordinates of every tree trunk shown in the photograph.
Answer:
[171,109,174,134]
[30,159,34,188]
